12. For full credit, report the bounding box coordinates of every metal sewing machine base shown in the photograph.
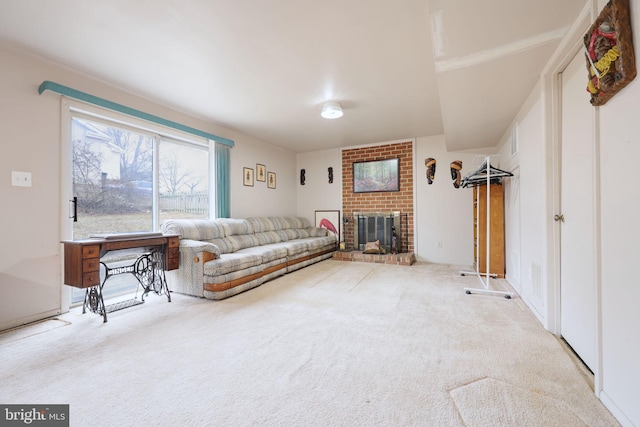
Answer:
[82,251,171,322]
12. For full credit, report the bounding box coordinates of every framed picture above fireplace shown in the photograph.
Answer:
[353,158,399,193]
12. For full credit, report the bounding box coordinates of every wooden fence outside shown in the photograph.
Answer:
[159,192,209,214]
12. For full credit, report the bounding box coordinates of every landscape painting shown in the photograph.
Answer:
[353,158,399,193]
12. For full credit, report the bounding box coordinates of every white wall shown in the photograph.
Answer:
[229,131,297,219]
[495,0,640,423]
[296,148,342,233]
[497,140,522,295]
[588,3,640,422]
[596,1,640,422]
[0,46,63,330]
[415,135,488,266]
[497,87,548,321]
[0,43,297,330]
[598,86,640,425]
[297,136,487,265]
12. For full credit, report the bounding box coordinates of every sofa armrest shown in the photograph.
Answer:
[179,239,221,262]
[166,239,220,298]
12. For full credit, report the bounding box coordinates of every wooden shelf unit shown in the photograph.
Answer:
[473,183,505,278]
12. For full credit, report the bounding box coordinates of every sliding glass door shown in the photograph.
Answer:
[69,114,210,303]
[71,116,155,239]
[158,137,210,225]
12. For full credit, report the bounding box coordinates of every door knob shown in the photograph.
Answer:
[554,214,564,222]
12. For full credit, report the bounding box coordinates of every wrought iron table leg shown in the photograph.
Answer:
[83,283,107,322]
[134,252,171,302]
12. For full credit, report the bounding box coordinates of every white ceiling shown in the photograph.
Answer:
[0,0,585,153]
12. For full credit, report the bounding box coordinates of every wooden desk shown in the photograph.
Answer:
[62,233,179,322]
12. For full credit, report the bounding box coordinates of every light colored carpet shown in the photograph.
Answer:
[0,261,619,426]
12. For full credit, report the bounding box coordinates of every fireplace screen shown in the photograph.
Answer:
[354,211,407,253]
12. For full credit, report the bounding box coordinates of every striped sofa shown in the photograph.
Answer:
[160,217,337,300]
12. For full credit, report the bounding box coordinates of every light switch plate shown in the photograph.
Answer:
[11,171,32,187]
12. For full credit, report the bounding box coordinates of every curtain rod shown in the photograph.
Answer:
[38,80,234,147]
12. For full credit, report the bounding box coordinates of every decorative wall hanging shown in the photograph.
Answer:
[584,0,636,106]
[328,167,333,184]
[425,158,436,185]
[300,169,306,185]
[315,210,340,244]
[243,167,254,187]
[450,160,463,188]
[267,172,276,189]
[256,164,266,182]
[353,158,400,193]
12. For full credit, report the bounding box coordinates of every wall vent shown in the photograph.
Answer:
[510,250,521,285]
[510,124,519,157]
[531,262,542,302]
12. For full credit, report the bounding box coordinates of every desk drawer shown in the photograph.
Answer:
[82,271,100,288]
[82,245,100,258]
[166,247,179,270]
[83,258,100,272]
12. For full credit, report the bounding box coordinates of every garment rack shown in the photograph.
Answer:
[459,156,513,298]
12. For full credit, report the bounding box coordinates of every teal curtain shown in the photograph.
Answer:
[215,142,231,218]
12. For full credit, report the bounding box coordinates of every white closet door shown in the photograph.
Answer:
[560,51,596,371]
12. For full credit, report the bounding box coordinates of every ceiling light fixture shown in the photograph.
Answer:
[321,102,343,119]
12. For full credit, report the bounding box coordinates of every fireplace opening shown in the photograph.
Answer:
[353,212,407,253]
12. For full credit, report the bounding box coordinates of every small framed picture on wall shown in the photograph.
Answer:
[267,172,276,189]
[243,167,254,186]
[256,164,266,182]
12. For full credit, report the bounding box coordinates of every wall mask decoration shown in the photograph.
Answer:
[425,158,436,185]
[300,169,306,185]
[328,167,333,184]
[584,0,636,106]
[450,160,463,188]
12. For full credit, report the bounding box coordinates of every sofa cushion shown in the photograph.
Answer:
[297,227,329,238]
[206,237,237,254]
[161,219,228,240]
[299,236,334,251]
[276,228,299,241]
[253,231,283,245]
[276,239,309,256]
[247,217,276,232]
[228,234,259,250]
[274,216,311,230]
[218,218,254,236]
[237,245,288,263]
[297,228,311,238]
[204,252,262,276]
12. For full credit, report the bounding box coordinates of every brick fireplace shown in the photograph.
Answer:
[353,211,408,253]
[342,141,414,253]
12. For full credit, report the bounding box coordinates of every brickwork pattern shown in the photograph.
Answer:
[333,251,416,266]
[342,141,414,252]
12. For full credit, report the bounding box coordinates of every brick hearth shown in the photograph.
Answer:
[333,250,416,266]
